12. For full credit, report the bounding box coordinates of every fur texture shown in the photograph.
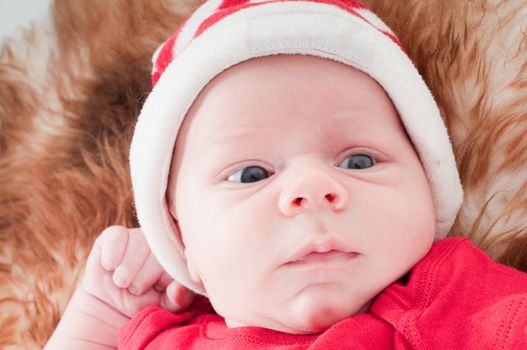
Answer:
[0,0,525,347]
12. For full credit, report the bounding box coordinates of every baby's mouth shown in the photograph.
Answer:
[284,238,359,268]
[285,250,358,267]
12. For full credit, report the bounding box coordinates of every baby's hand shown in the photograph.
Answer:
[45,226,194,349]
[82,225,194,317]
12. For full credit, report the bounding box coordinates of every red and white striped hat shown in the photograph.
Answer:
[130,0,463,295]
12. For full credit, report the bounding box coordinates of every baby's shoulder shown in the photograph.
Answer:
[374,237,527,348]
[379,237,527,322]
[422,237,527,287]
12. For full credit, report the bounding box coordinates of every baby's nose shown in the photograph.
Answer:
[278,168,350,216]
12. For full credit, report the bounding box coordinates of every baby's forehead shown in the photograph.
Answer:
[181,55,394,134]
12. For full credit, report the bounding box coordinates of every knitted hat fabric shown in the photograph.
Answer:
[129,0,463,295]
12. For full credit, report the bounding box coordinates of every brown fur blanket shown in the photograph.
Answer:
[0,0,525,347]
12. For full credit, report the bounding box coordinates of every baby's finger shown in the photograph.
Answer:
[154,271,174,292]
[128,252,165,296]
[120,288,162,318]
[161,281,194,312]
[112,228,150,289]
[99,225,129,271]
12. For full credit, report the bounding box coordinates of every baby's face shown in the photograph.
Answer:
[169,55,435,334]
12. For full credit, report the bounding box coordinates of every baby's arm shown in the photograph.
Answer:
[45,226,194,349]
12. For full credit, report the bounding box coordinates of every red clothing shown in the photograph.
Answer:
[118,238,527,349]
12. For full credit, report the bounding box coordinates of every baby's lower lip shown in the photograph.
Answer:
[285,250,358,267]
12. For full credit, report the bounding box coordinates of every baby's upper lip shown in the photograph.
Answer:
[284,237,358,265]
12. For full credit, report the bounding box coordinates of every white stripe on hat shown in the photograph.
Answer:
[174,0,224,56]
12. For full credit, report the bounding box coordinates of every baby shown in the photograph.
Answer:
[46,0,527,348]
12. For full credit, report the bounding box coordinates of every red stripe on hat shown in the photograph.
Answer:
[337,0,366,9]
[152,34,178,87]
[219,0,250,10]
[151,15,194,87]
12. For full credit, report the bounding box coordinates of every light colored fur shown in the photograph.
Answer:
[0,0,525,347]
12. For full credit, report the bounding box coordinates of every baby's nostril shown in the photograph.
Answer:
[326,193,336,202]
[293,197,303,206]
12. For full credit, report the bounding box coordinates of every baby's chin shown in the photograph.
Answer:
[283,301,368,334]
[225,298,370,335]
[279,286,372,334]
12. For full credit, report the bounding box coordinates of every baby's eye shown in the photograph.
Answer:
[228,165,273,183]
[338,154,375,170]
